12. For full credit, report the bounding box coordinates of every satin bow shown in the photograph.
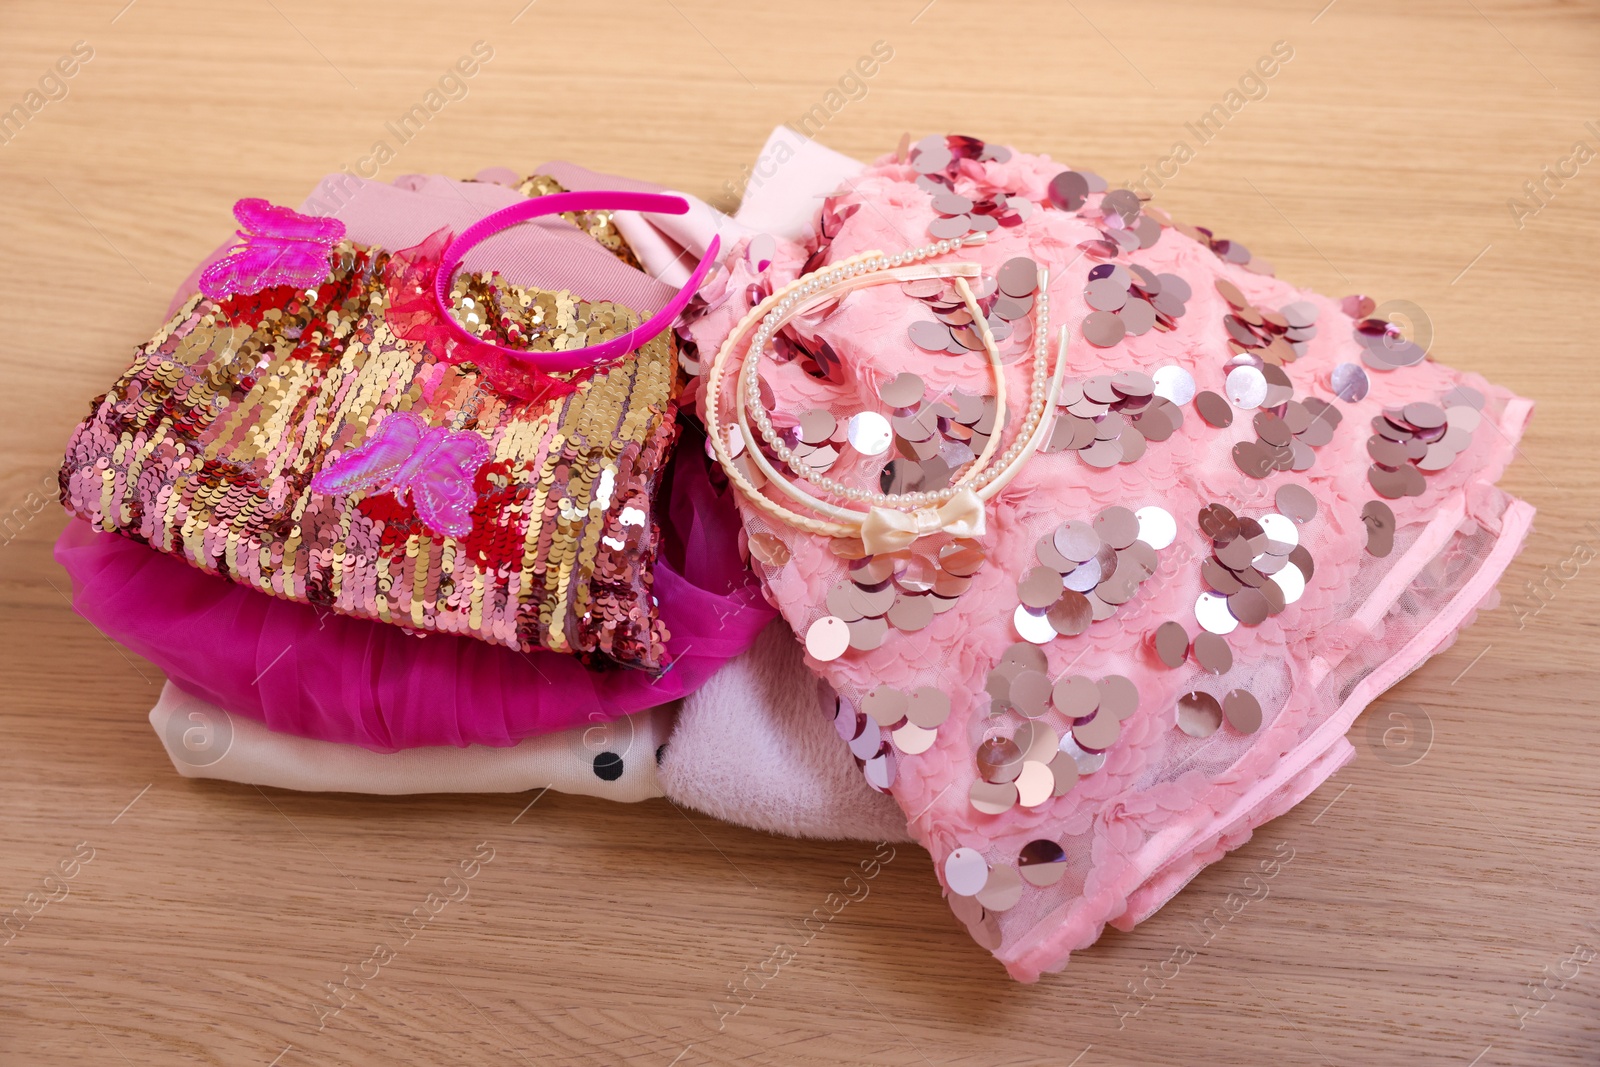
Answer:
[859,488,987,555]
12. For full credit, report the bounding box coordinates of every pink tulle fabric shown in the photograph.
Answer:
[56,421,772,750]
[384,226,590,403]
[687,143,1535,981]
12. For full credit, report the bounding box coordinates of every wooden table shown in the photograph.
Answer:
[3,1,1597,1063]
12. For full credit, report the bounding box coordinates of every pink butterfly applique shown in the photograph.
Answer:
[198,198,346,300]
[311,412,491,537]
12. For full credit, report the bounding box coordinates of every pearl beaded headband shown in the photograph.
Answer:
[740,266,1006,510]
[705,242,1068,549]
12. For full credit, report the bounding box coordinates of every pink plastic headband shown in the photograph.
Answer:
[433,190,721,373]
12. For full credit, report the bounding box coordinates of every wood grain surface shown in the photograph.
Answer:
[3,1,1598,1064]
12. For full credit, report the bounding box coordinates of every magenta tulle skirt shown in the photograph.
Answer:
[56,425,774,751]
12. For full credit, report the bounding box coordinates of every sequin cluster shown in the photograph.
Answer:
[793,195,861,277]
[1036,160,1352,488]
[59,181,681,669]
[741,275,846,384]
[1036,168,1347,486]
[926,186,1034,241]
[1214,280,1318,366]
[1042,372,1187,467]
[1079,263,1192,348]
[905,134,1026,239]
[755,371,1001,496]
[876,379,1000,494]
[800,539,991,795]
[807,539,989,656]
[1011,505,1177,644]
[1048,173,1162,256]
[831,683,953,794]
[1196,366,1344,480]
[1191,499,1315,635]
[906,256,1039,356]
[452,270,646,358]
[1365,386,1485,500]
[976,642,1141,813]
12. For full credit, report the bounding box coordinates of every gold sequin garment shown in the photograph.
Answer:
[515,174,643,271]
[59,202,680,670]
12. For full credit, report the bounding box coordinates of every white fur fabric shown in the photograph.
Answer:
[658,620,912,842]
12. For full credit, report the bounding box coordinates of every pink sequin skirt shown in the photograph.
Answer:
[686,135,1535,980]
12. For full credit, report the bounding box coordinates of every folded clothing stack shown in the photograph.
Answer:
[55,129,1532,981]
[143,617,913,844]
